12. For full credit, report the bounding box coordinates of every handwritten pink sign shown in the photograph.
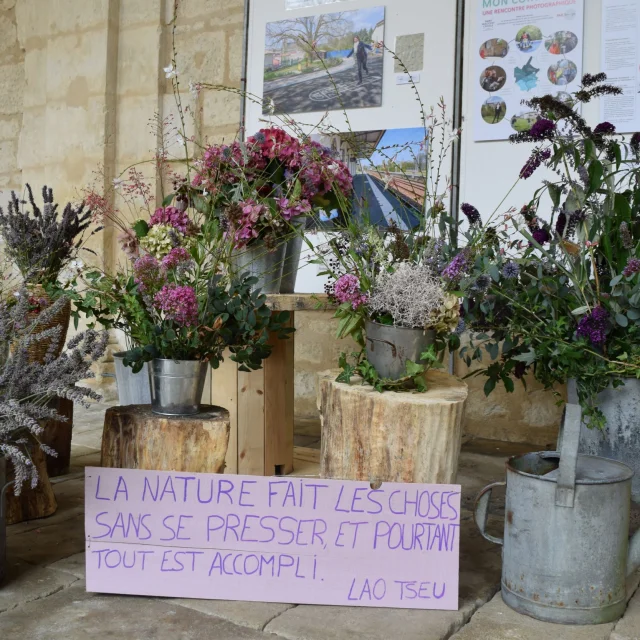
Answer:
[85,467,460,610]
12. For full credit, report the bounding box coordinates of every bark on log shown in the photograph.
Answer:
[5,445,57,525]
[101,404,231,473]
[318,369,468,484]
[40,397,74,477]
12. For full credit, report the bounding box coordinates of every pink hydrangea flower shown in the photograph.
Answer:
[333,274,368,310]
[276,197,312,221]
[161,247,191,270]
[149,206,191,234]
[154,284,199,327]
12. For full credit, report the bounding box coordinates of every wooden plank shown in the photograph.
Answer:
[237,366,265,476]
[264,316,295,476]
[211,353,239,474]
[266,293,334,311]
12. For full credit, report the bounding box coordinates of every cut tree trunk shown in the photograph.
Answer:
[5,445,57,524]
[318,369,468,484]
[101,404,231,473]
[40,397,74,477]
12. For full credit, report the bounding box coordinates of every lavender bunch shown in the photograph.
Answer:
[0,291,108,493]
[0,185,96,286]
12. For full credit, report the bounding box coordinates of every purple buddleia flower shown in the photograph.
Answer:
[461,203,481,225]
[520,148,551,180]
[623,257,640,277]
[577,306,609,346]
[594,122,616,135]
[532,227,551,245]
[529,118,556,140]
[442,251,470,281]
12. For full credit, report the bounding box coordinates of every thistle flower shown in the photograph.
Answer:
[473,274,492,291]
[502,261,520,279]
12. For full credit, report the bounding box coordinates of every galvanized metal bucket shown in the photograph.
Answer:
[231,240,286,294]
[149,359,208,416]
[475,404,640,625]
[114,352,151,406]
[280,233,304,294]
[568,378,640,503]
[0,457,11,587]
[365,320,435,380]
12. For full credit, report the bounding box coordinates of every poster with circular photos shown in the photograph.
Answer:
[474,0,584,142]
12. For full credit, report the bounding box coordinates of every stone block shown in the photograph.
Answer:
[226,26,245,86]
[48,0,109,36]
[0,583,270,639]
[172,27,226,86]
[117,25,161,96]
[165,598,295,631]
[120,0,162,27]
[450,593,615,640]
[47,551,87,580]
[45,100,106,156]
[45,31,109,102]
[15,0,50,43]
[165,0,244,22]
[0,63,24,115]
[0,139,17,174]
[23,48,47,108]
[0,13,18,62]
[0,115,21,141]
[0,561,78,614]
[160,92,198,157]
[612,584,640,640]
[17,106,46,168]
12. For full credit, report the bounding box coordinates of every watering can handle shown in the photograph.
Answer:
[474,482,505,546]
[555,403,582,509]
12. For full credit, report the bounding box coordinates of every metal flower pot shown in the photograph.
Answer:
[232,240,286,294]
[114,352,151,406]
[0,457,11,587]
[149,359,208,416]
[365,320,436,380]
[280,234,304,294]
[568,378,640,502]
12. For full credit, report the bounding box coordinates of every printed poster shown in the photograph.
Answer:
[600,0,640,133]
[474,0,584,142]
[286,0,355,9]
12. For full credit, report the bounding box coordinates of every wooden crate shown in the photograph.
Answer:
[211,294,332,476]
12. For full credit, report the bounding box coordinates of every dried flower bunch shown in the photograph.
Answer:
[0,292,107,492]
[0,185,96,286]
[369,264,450,330]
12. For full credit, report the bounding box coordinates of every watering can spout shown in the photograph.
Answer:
[628,529,640,578]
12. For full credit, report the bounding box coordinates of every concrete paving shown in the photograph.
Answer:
[1,400,639,639]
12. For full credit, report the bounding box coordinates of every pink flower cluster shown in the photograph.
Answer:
[333,274,368,310]
[191,127,353,247]
[150,206,191,234]
[161,246,191,270]
[153,284,199,327]
[133,254,164,292]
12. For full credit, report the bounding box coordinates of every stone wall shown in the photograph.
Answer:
[0,0,24,200]
[6,0,562,445]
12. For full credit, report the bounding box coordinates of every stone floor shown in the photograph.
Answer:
[1,401,639,639]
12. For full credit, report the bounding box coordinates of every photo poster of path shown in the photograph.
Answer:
[311,127,427,230]
[263,6,385,115]
[474,0,584,142]
[600,0,640,133]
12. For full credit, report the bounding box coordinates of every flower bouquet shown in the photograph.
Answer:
[190,127,353,292]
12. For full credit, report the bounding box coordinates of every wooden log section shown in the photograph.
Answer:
[318,369,468,484]
[5,445,57,525]
[101,405,231,473]
[40,396,74,478]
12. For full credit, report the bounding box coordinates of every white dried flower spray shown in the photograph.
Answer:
[369,263,446,329]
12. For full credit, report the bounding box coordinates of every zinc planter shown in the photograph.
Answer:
[149,359,208,416]
[232,240,286,294]
[280,233,304,294]
[568,378,640,502]
[114,352,151,405]
[365,320,435,380]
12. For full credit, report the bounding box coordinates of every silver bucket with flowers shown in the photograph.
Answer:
[231,239,286,295]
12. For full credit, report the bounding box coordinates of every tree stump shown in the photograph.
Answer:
[318,369,468,484]
[5,445,57,525]
[40,397,74,477]
[101,405,231,473]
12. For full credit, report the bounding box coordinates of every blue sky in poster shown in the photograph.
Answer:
[370,127,426,164]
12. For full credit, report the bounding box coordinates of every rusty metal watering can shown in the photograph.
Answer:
[474,404,640,625]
